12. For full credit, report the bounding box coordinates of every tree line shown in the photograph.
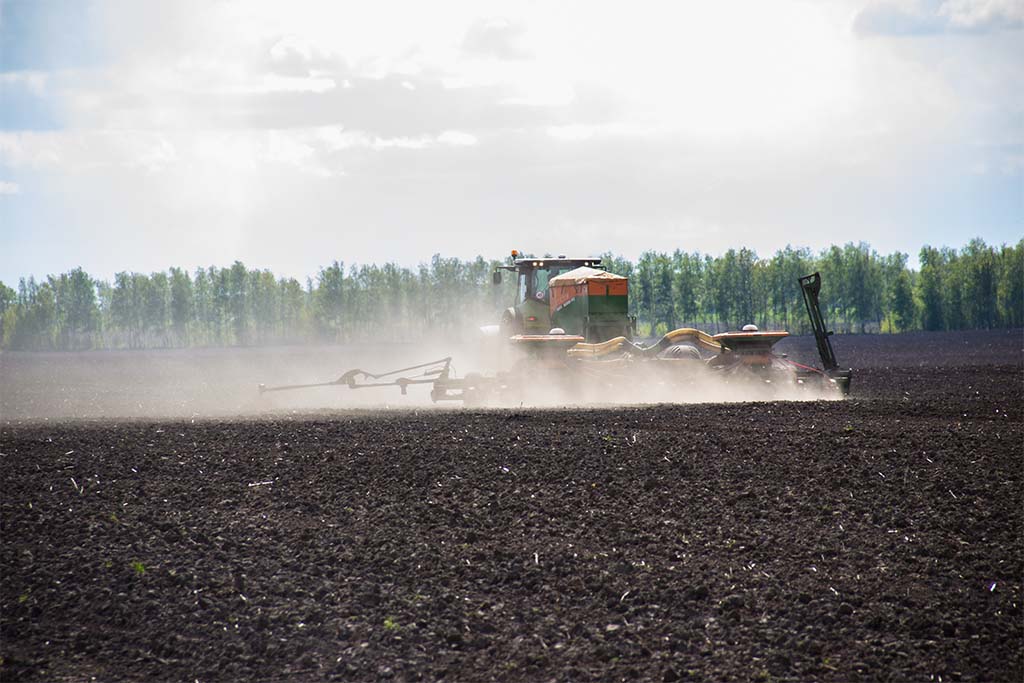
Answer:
[0,239,1020,351]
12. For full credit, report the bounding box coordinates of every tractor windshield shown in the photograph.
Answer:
[530,266,570,302]
[513,262,589,305]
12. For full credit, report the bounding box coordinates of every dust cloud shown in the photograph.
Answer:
[0,332,840,420]
[0,342,456,420]
[489,358,843,408]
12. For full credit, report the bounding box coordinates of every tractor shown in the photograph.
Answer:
[258,252,852,405]
[490,251,634,342]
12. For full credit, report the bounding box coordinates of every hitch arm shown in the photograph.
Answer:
[259,380,346,394]
[259,357,453,396]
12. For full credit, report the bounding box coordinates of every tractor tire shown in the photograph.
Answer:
[499,308,522,339]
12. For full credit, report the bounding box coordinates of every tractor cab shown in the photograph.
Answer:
[492,251,605,337]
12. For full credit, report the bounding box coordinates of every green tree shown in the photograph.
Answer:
[634,252,656,334]
[941,247,965,330]
[730,248,753,327]
[146,272,171,346]
[226,262,249,344]
[960,238,997,329]
[248,269,280,344]
[111,272,146,348]
[95,279,114,345]
[842,243,883,333]
[891,270,916,331]
[192,268,214,345]
[46,269,99,349]
[819,245,849,331]
[768,246,813,333]
[315,261,346,342]
[0,281,15,347]
[671,251,702,327]
[652,253,675,333]
[169,267,193,346]
[279,277,308,343]
[212,267,231,344]
[4,240,1020,351]
[917,247,944,331]
[996,240,1023,327]
[10,278,57,350]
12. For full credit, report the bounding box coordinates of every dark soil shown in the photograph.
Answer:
[2,330,1022,681]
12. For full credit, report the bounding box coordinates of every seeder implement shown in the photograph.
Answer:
[257,266,852,405]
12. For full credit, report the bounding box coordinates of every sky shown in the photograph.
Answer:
[0,0,1021,285]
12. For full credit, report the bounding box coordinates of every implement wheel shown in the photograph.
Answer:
[461,373,489,408]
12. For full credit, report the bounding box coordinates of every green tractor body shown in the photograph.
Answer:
[494,254,634,342]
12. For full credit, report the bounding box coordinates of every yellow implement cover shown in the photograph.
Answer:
[568,336,628,357]
[568,328,722,358]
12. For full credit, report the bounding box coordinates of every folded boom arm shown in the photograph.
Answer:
[799,272,851,394]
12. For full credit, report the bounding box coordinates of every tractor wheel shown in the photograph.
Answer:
[499,308,521,339]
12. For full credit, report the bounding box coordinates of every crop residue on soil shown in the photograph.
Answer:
[1,329,1022,681]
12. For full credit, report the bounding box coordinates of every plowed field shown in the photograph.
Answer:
[2,329,1022,681]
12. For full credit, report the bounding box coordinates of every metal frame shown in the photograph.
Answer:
[258,272,854,403]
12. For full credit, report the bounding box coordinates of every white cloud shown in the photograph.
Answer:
[0,132,62,167]
[854,0,1024,35]
[546,123,652,142]
[437,130,477,146]
[0,181,20,195]
[0,125,481,183]
[370,136,431,150]
[1,0,1020,284]
[0,71,49,96]
[269,35,317,64]
[0,131,185,173]
[461,18,531,60]
[939,0,1024,30]
[227,74,337,95]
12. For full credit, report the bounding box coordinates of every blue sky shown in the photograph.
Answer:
[1,0,1021,286]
